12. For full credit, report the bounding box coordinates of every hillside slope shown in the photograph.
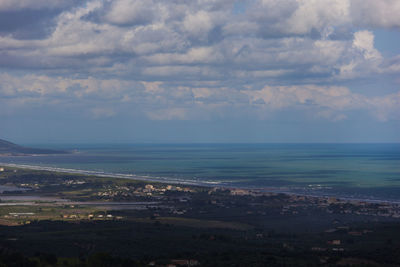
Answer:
[0,139,67,155]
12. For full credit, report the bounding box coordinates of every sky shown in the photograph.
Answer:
[0,0,399,144]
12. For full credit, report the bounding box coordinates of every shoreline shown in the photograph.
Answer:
[1,162,400,205]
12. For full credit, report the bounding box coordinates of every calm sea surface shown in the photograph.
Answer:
[1,144,400,201]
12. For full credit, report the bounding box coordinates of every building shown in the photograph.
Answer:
[328,240,341,245]
[145,184,154,190]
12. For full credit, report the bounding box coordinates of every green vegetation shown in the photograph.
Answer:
[1,166,400,266]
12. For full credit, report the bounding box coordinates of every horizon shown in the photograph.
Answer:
[16,141,400,148]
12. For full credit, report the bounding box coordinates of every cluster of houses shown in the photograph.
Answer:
[97,184,195,199]
[63,179,86,185]
[6,178,86,189]
[228,188,275,197]
[148,259,200,267]
[3,211,123,222]
[61,213,123,220]
[209,187,400,219]
[298,195,400,219]
[268,192,400,219]
[6,212,35,218]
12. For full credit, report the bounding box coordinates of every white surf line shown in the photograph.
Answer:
[2,162,400,205]
[0,162,224,188]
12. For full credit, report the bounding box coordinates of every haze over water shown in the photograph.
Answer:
[1,143,400,201]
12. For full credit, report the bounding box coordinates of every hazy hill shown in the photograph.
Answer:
[0,139,67,155]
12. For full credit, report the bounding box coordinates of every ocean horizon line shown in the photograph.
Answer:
[16,142,400,149]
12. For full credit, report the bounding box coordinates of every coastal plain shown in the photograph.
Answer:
[1,166,400,266]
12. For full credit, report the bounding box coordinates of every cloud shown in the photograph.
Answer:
[1,72,399,122]
[334,30,383,79]
[192,87,213,99]
[104,0,157,26]
[142,81,164,94]
[352,31,381,60]
[0,0,399,125]
[183,10,213,40]
[351,0,400,28]
[369,91,400,121]
[242,85,364,110]
[241,84,400,122]
[0,0,74,11]
[0,0,397,80]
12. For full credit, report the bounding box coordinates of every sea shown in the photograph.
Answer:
[1,143,400,202]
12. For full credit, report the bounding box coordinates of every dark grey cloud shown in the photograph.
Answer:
[0,0,83,39]
[0,9,59,39]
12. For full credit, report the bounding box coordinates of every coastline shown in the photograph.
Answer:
[0,162,221,187]
[2,162,400,205]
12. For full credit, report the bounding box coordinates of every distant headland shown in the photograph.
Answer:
[0,139,68,156]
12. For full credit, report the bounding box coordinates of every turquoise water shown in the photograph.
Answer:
[1,144,400,200]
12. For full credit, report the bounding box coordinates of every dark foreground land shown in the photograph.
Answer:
[1,167,400,266]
